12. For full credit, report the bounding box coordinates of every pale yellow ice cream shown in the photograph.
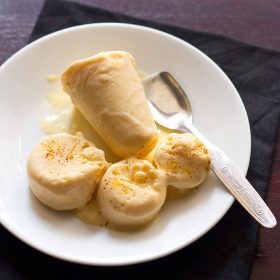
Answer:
[154,133,211,189]
[61,51,157,158]
[27,133,109,210]
[97,158,167,227]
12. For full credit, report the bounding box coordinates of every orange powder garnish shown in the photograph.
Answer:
[42,139,78,163]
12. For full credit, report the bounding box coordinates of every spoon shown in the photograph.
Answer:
[142,71,276,228]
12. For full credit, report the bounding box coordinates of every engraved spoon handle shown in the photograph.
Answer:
[210,147,276,228]
[184,123,277,228]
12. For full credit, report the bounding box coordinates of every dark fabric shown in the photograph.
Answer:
[1,0,279,279]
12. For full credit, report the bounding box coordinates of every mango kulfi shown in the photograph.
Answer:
[27,133,109,210]
[154,133,211,189]
[61,51,157,158]
[97,158,167,227]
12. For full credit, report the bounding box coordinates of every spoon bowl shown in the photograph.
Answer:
[144,72,192,131]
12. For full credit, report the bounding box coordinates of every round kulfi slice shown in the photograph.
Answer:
[27,133,109,210]
[97,158,167,227]
[61,51,158,158]
[154,133,211,189]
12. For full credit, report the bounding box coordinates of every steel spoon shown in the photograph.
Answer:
[142,71,276,228]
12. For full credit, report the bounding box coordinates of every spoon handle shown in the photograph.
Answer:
[187,124,276,228]
[210,147,276,228]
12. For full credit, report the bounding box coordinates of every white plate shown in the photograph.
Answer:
[0,23,250,266]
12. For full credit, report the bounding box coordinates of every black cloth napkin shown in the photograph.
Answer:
[1,0,280,279]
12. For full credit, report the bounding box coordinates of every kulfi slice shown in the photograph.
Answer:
[154,133,211,189]
[61,51,157,158]
[97,158,167,227]
[27,133,109,210]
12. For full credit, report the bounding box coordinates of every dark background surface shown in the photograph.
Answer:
[0,0,279,279]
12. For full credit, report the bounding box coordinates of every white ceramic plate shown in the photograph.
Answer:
[0,23,250,266]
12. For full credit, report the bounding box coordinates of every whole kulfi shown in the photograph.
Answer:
[61,51,157,158]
